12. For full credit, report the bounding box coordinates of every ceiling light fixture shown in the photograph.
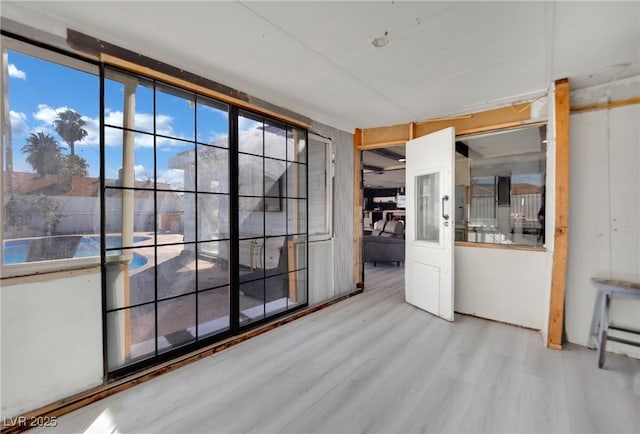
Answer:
[371,31,389,48]
[398,158,406,162]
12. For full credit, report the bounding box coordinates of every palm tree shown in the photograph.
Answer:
[53,109,87,157]
[61,154,89,177]
[21,132,62,177]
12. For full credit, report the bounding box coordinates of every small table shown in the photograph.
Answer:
[588,278,640,368]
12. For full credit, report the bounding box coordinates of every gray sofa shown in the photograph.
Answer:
[363,220,405,266]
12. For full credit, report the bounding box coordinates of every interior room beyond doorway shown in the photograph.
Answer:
[362,124,547,286]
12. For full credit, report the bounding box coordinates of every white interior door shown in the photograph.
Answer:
[405,127,455,321]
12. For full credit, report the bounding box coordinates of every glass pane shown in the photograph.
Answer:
[287,161,306,198]
[265,158,286,197]
[466,125,547,247]
[198,286,230,339]
[104,75,125,127]
[156,244,196,300]
[289,269,308,306]
[238,238,265,277]
[197,241,230,290]
[107,303,155,371]
[266,206,287,237]
[104,188,156,248]
[105,246,155,310]
[238,154,263,196]
[286,236,307,271]
[157,139,195,191]
[240,280,265,325]
[104,129,156,190]
[103,74,154,133]
[104,126,125,183]
[239,197,264,238]
[196,97,229,147]
[198,194,229,241]
[287,199,307,235]
[238,112,263,155]
[287,127,307,163]
[263,236,287,271]
[197,146,229,193]
[158,294,196,353]
[265,274,288,317]
[416,173,440,242]
[308,141,328,235]
[264,121,287,160]
[157,192,193,243]
[155,84,195,141]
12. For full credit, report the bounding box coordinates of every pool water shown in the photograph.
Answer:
[3,236,150,269]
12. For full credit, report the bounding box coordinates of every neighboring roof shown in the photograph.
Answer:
[5,171,177,197]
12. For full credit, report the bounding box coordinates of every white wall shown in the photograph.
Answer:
[455,246,548,330]
[308,240,334,304]
[1,269,103,417]
[565,78,640,358]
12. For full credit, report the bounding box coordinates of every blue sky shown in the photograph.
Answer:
[6,49,231,189]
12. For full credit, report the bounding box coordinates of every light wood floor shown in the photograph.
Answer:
[37,263,640,433]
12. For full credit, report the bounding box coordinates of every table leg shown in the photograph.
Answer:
[596,293,610,368]
[588,290,603,349]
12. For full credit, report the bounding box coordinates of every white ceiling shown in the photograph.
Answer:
[2,1,639,133]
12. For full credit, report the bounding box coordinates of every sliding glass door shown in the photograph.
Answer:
[103,67,307,376]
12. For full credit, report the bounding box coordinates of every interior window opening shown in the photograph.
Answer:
[456,125,547,248]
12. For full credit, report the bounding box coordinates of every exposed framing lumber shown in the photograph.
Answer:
[548,78,570,350]
[99,54,308,129]
[357,103,533,150]
[354,129,364,287]
[0,288,364,434]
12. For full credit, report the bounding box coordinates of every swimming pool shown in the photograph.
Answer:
[3,236,150,269]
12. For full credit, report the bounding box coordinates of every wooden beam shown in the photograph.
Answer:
[548,78,570,350]
[358,103,533,149]
[353,131,363,287]
[361,123,411,148]
[99,54,309,129]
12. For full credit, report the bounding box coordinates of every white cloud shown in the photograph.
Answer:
[9,110,28,137]
[100,110,178,148]
[158,168,185,190]
[238,116,261,132]
[33,104,64,124]
[134,164,150,181]
[8,64,26,80]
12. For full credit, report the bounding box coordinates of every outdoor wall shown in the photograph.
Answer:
[1,269,103,418]
[455,246,548,330]
[308,122,355,301]
[565,76,640,358]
